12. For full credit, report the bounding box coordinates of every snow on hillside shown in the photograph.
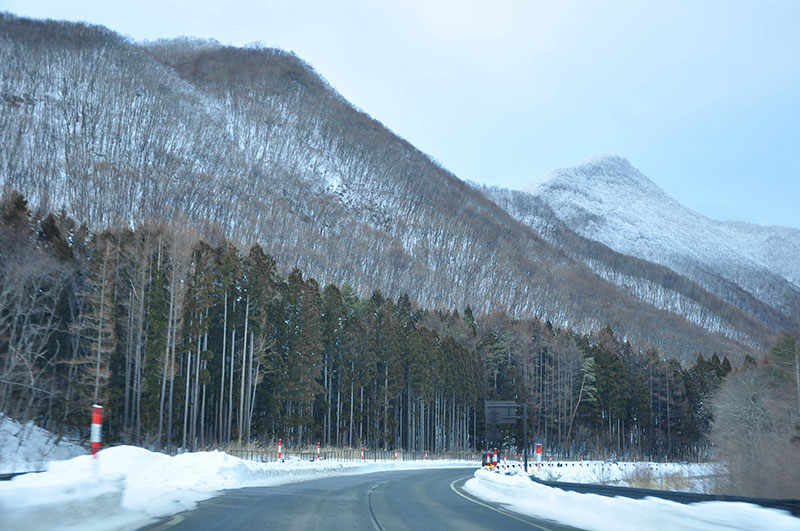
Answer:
[467,468,798,530]
[524,155,800,315]
[0,414,84,474]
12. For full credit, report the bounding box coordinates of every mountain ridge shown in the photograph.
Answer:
[508,154,800,334]
[0,13,777,363]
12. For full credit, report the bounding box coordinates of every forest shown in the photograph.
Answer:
[2,190,756,461]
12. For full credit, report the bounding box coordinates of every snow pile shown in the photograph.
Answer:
[0,445,474,531]
[0,414,85,474]
[466,468,799,530]
[527,460,718,492]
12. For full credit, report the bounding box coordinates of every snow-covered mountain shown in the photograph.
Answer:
[0,14,773,362]
[518,155,800,330]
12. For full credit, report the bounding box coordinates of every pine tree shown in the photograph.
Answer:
[143,265,168,438]
[321,284,345,446]
[70,234,118,411]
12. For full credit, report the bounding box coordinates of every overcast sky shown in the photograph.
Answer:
[3,0,799,228]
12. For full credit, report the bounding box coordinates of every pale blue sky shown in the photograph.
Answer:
[3,0,799,228]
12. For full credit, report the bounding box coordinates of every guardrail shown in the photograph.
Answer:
[0,470,44,481]
[225,447,479,463]
[530,477,800,517]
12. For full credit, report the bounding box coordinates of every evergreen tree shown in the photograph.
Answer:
[70,234,118,410]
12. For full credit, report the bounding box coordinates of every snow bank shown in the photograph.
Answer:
[0,445,475,531]
[529,460,719,492]
[466,468,799,531]
[0,414,85,474]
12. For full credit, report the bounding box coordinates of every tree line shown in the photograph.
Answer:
[0,191,483,453]
[1,190,750,460]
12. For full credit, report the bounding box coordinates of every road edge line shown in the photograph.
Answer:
[449,476,552,530]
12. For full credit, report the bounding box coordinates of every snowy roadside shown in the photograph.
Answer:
[465,468,799,531]
[0,414,85,474]
[0,445,476,531]
[529,460,720,493]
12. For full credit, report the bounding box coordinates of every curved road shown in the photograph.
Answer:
[142,467,579,530]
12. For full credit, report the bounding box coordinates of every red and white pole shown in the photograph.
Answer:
[487,450,491,467]
[278,439,282,460]
[317,442,321,460]
[536,443,542,472]
[425,450,428,460]
[493,448,498,467]
[361,447,364,461]
[90,404,103,458]
[394,449,398,460]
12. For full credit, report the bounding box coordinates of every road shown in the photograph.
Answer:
[142,467,580,530]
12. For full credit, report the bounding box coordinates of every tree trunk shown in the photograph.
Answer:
[93,247,108,403]
[228,327,235,442]
[238,301,249,443]
[182,349,191,451]
[245,331,254,441]
[219,290,227,443]
[348,371,354,447]
[157,266,176,446]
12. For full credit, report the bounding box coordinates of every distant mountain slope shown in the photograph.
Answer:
[0,14,763,362]
[517,155,800,328]
[480,186,788,348]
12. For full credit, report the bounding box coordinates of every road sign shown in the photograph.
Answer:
[485,400,520,424]
[484,400,528,472]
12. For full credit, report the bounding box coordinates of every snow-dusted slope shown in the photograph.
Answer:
[0,414,84,473]
[523,155,800,324]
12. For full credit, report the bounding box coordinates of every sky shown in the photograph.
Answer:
[2,0,799,228]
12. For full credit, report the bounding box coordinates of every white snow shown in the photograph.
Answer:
[0,414,85,474]
[466,468,799,531]
[526,460,718,492]
[0,444,476,531]
[522,155,800,314]
[2,415,796,531]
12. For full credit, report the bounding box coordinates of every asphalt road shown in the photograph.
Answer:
[141,467,580,531]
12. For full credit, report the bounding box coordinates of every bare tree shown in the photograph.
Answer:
[710,360,800,497]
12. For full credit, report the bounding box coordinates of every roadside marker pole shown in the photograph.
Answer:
[90,404,103,458]
[493,448,498,468]
[361,447,364,461]
[536,443,542,472]
[278,439,282,460]
[317,442,320,460]
[395,449,398,460]
[425,450,428,460]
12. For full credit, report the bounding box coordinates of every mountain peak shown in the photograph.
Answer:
[576,153,634,170]
[519,154,800,322]
[524,154,665,201]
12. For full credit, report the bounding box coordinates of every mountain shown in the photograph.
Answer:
[480,185,790,348]
[503,155,799,338]
[0,13,767,362]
